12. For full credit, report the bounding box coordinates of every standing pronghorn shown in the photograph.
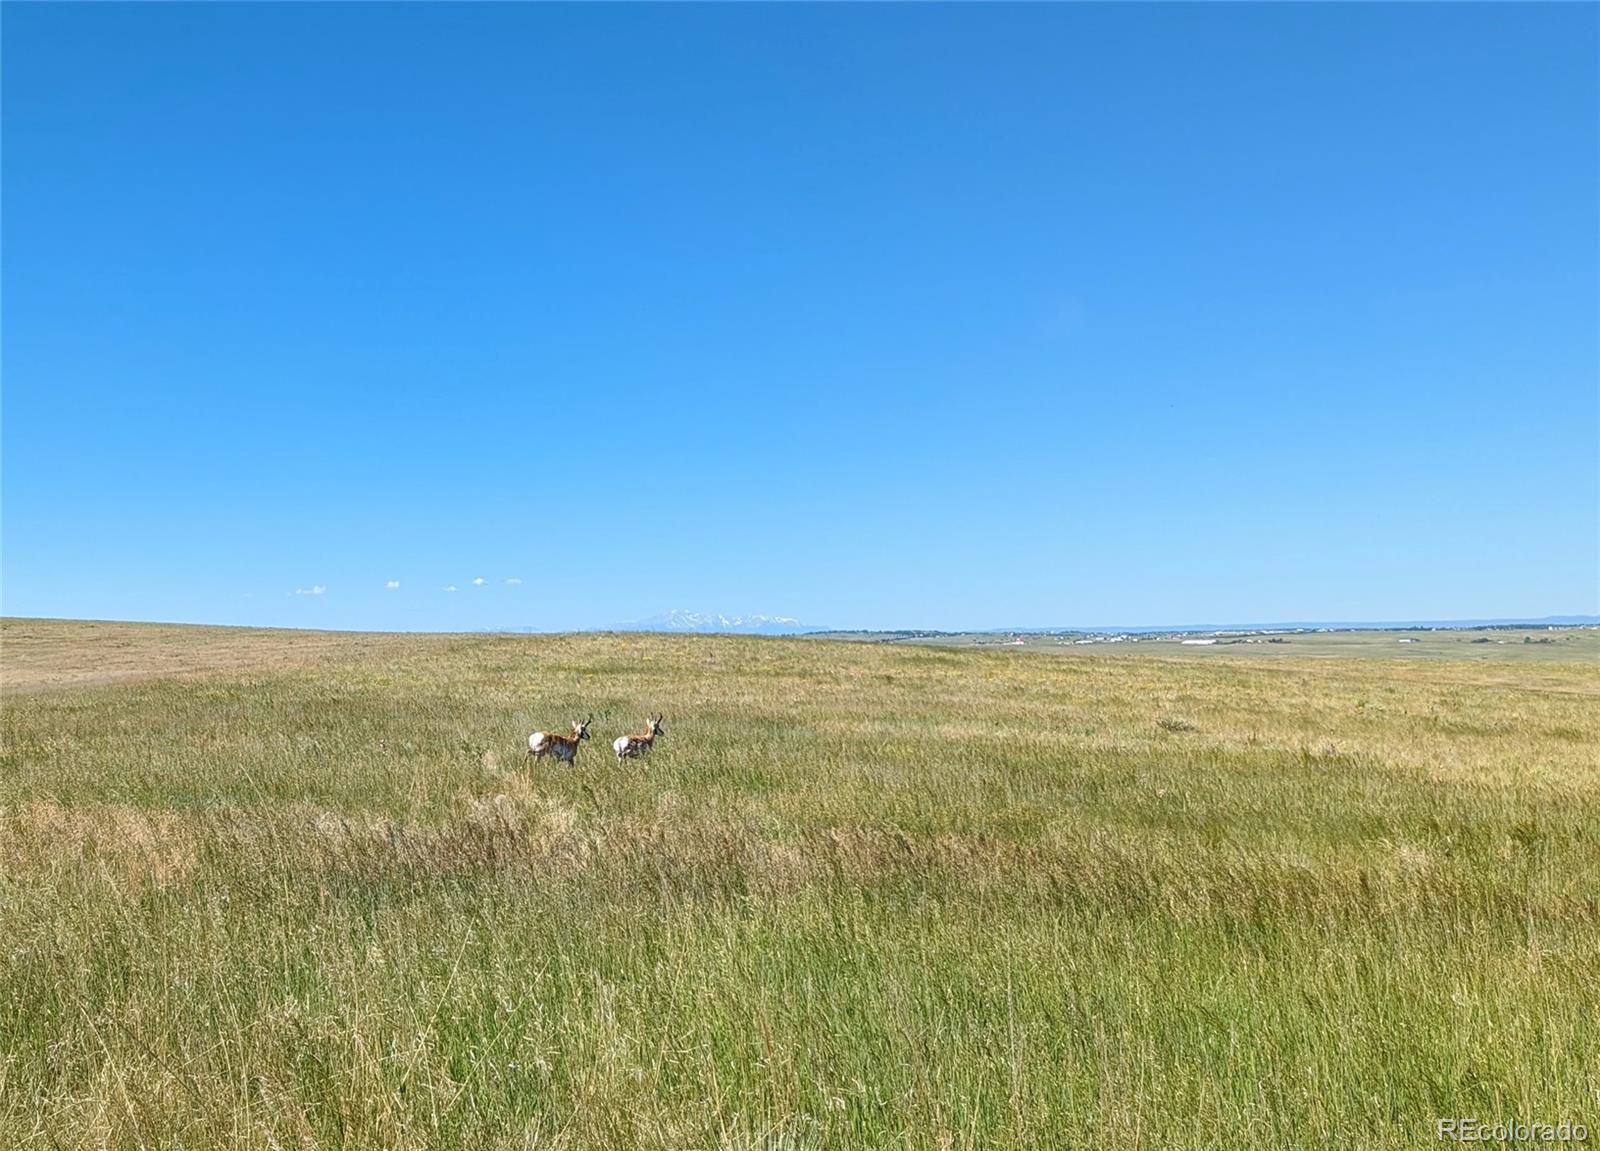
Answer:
[613,715,665,762]
[526,717,592,764]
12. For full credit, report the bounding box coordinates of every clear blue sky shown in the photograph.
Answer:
[3,3,1595,632]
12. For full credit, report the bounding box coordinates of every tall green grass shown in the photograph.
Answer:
[2,619,1597,1148]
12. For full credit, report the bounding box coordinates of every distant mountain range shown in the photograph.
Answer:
[481,613,1594,638]
[618,610,829,635]
[997,615,1600,635]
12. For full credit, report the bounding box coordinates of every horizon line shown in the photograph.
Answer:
[3,612,1596,639]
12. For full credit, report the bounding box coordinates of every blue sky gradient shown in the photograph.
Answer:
[3,4,1596,631]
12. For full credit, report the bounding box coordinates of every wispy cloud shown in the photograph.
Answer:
[505,577,522,586]
[385,580,401,590]
[443,585,458,593]
[293,586,326,596]
[472,577,486,586]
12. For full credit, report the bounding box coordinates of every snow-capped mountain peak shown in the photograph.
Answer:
[621,610,826,635]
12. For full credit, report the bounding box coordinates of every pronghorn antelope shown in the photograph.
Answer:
[526,717,592,764]
[613,715,665,762]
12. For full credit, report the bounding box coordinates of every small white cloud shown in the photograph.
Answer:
[505,577,522,585]
[385,580,401,590]
[443,585,458,593]
[472,576,486,586]
[294,586,326,596]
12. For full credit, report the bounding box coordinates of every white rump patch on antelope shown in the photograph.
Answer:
[614,715,666,761]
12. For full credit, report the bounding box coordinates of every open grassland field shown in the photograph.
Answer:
[3,618,1598,1149]
[828,627,1600,664]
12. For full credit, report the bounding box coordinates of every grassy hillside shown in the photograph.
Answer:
[3,618,1597,1148]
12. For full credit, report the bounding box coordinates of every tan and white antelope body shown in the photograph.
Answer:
[613,715,665,762]
[527,717,592,764]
